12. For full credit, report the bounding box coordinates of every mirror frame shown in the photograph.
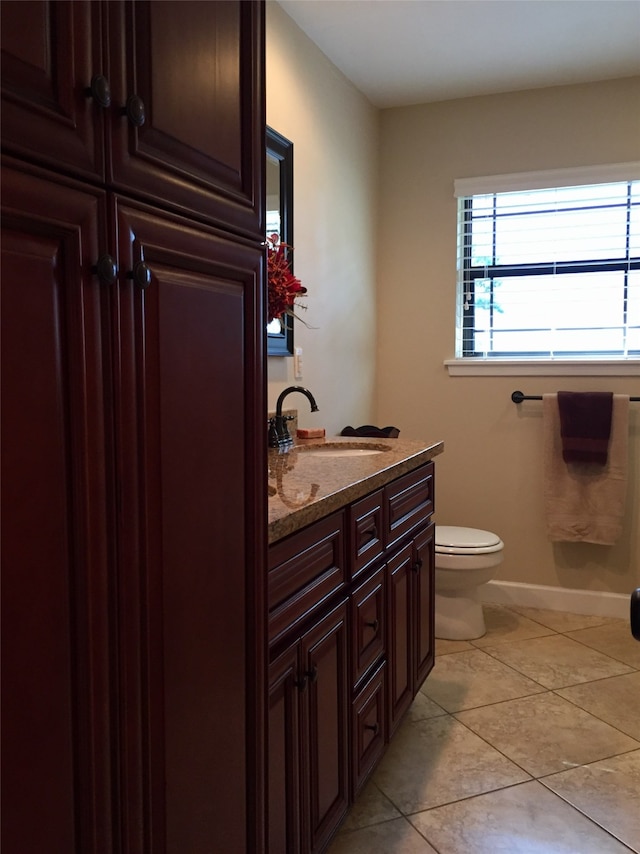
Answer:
[266,127,294,356]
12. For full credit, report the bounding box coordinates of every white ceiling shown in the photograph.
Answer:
[276,0,640,108]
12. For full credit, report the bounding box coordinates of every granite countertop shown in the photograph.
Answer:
[268,436,444,544]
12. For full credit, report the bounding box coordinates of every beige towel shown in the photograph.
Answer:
[543,394,629,545]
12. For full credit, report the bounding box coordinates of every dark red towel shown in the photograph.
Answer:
[557,391,613,465]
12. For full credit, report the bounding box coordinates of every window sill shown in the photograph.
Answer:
[444,359,640,377]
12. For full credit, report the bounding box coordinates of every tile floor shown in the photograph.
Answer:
[328,603,640,854]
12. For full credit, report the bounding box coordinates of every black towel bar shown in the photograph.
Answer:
[511,390,640,404]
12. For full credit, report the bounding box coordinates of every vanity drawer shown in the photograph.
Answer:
[268,510,346,645]
[352,662,386,796]
[348,489,385,580]
[384,463,434,548]
[351,566,385,688]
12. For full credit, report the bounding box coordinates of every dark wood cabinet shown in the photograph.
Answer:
[269,645,302,854]
[268,601,349,854]
[107,0,263,237]
[1,162,113,854]
[386,541,415,734]
[110,199,264,853]
[267,461,436,852]
[386,523,435,737]
[0,1,106,181]
[1,1,263,237]
[2,4,266,853]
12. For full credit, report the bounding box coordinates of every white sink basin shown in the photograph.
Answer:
[305,447,385,458]
[298,442,392,458]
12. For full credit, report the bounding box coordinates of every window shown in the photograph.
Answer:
[455,165,640,360]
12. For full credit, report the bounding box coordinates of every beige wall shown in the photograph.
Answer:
[376,78,640,594]
[266,2,379,435]
[267,3,639,595]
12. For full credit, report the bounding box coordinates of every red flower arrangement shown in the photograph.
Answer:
[266,233,307,324]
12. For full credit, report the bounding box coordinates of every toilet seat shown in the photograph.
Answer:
[435,525,503,555]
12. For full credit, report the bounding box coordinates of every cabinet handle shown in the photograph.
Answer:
[294,674,307,691]
[127,261,152,290]
[365,722,379,735]
[306,664,318,683]
[412,556,423,573]
[364,618,379,632]
[124,94,146,127]
[93,254,117,285]
[86,74,111,108]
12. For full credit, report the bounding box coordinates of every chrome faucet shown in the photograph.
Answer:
[269,386,319,449]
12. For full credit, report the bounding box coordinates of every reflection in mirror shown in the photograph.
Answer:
[266,127,294,356]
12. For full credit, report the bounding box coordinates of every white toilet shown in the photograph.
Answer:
[434,526,504,640]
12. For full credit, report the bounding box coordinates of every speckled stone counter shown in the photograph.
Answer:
[268,437,444,544]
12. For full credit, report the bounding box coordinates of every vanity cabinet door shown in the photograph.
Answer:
[268,645,302,854]
[107,0,263,237]
[301,600,350,854]
[351,566,385,687]
[348,489,384,580]
[386,522,436,737]
[414,523,435,690]
[351,663,386,797]
[267,599,349,854]
[386,541,415,736]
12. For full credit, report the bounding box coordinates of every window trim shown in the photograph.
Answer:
[444,358,640,377]
[453,162,640,365]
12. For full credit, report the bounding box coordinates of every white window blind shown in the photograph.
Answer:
[455,163,640,360]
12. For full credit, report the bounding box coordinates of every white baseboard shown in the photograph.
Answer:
[481,580,630,620]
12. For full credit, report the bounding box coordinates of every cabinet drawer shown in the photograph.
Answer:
[351,567,385,688]
[348,489,385,580]
[352,663,386,796]
[269,511,346,645]
[384,463,434,548]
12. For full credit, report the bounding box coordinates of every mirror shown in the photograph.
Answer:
[266,127,294,356]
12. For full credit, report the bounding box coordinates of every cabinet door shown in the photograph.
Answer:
[107,0,264,238]
[301,600,349,854]
[112,198,265,853]
[386,541,414,737]
[268,644,302,854]
[413,523,435,690]
[1,163,113,854]
[1,1,106,180]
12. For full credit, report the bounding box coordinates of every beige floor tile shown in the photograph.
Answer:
[471,604,556,647]
[542,749,640,852]
[409,780,633,854]
[506,605,619,633]
[327,817,438,854]
[340,779,401,831]
[455,692,640,777]
[421,648,545,712]
[556,671,640,741]
[372,715,530,814]
[405,690,447,723]
[435,637,474,656]
[566,620,640,668]
[481,633,633,688]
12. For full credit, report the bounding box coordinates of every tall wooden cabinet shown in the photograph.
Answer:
[1,4,266,853]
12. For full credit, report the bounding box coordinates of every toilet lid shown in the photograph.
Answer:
[435,525,503,555]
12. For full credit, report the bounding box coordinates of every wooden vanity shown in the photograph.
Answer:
[267,437,444,853]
